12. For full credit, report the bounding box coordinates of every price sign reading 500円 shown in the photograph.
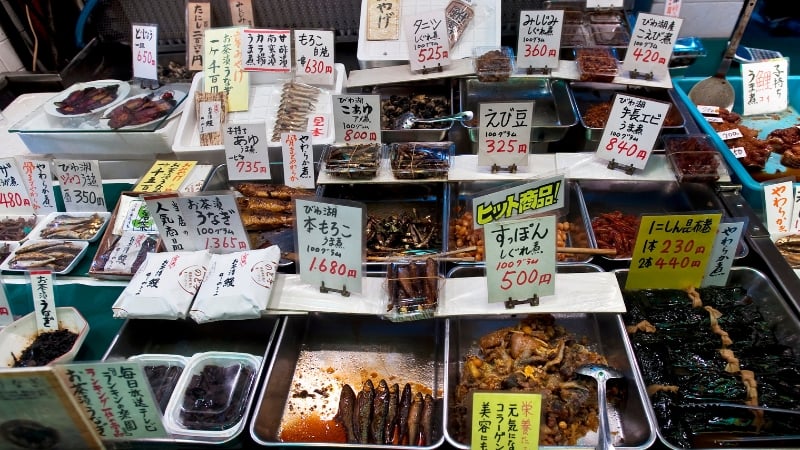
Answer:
[296,198,365,294]
[626,213,721,290]
[477,102,534,170]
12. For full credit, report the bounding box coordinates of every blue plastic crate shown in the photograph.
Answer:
[673,76,800,213]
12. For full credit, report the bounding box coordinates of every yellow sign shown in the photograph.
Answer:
[471,392,541,450]
[626,213,721,290]
[203,27,250,111]
[133,160,197,192]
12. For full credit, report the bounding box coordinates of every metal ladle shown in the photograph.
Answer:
[687,0,758,110]
[576,363,623,450]
[394,110,474,129]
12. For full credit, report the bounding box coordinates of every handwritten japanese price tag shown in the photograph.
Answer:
[332,94,381,144]
[0,157,35,214]
[204,27,249,111]
[664,0,682,17]
[229,0,254,26]
[702,218,745,287]
[134,160,197,192]
[294,30,336,86]
[296,198,364,294]
[621,13,683,81]
[367,0,400,40]
[178,194,250,253]
[741,58,789,116]
[59,362,166,439]
[241,28,292,72]
[472,175,566,228]
[764,178,794,237]
[131,23,158,81]
[224,123,271,180]
[485,215,557,302]
[477,102,534,170]
[29,271,57,332]
[52,159,107,212]
[21,158,56,214]
[186,1,210,71]
[144,193,196,251]
[586,0,623,8]
[626,213,722,290]
[471,391,542,450]
[0,278,11,326]
[198,99,223,135]
[595,94,670,171]
[517,10,563,71]
[282,131,315,189]
[405,10,451,73]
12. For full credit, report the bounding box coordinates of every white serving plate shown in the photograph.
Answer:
[0,306,90,367]
[101,89,188,130]
[26,211,111,242]
[1,239,90,275]
[43,79,131,118]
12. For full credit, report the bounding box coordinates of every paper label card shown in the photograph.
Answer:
[294,30,336,86]
[472,175,566,228]
[0,278,12,326]
[144,193,195,252]
[470,392,542,450]
[296,198,364,294]
[595,94,671,171]
[792,185,800,234]
[367,0,401,40]
[52,159,107,212]
[664,0,682,17]
[178,194,250,253]
[517,10,563,71]
[204,27,249,111]
[122,199,159,233]
[198,99,223,135]
[477,102,534,170]
[332,94,381,144]
[132,23,158,81]
[186,1,211,71]
[133,160,197,193]
[764,179,794,237]
[21,158,57,214]
[621,13,683,80]
[307,114,330,139]
[282,131,316,188]
[224,123,271,180]
[702,218,745,287]
[229,0,254,27]
[0,158,35,214]
[485,215,557,302]
[29,271,57,332]
[741,58,789,116]
[626,213,722,290]
[241,28,292,72]
[405,10,451,73]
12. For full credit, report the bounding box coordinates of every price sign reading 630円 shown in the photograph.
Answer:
[626,213,721,290]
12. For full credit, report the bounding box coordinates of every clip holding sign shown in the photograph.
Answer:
[628,69,654,81]
[606,159,636,175]
[320,281,351,297]
[491,163,518,174]
[504,294,539,309]
[525,66,552,75]
[421,63,445,75]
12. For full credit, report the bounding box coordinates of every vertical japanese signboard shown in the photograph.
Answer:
[517,10,563,71]
[332,94,381,144]
[52,159,107,212]
[471,392,542,450]
[29,271,57,332]
[594,94,670,171]
[186,1,211,71]
[282,131,316,189]
[405,10,450,73]
[20,158,57,214]
[294,29,336,86]
[477,102,533,170]
[229,0,254,27]
[204,27,249,111]
[132,23,158,82]
[241,28,292,72]
[367,0,400,40]
[764,179,794,237]
[741,58,789,116]
[702,218,745,287]
[621,13,682,81]
[224,123,270,180]
[0,157,34,214]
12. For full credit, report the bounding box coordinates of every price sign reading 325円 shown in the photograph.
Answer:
[477,102,534,170]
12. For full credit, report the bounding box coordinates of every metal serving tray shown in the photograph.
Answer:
[579,180,748,261]
[250,314,445,448]
[570,82,686,142]
[375,82,455,143]
[460,78,579,143]
[615,267,800,450]
[443,312,656,449]
[445,179,596,264]
[102,317,280,445]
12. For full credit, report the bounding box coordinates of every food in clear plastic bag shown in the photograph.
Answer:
[385,258,439,321]
[445,0,474,48]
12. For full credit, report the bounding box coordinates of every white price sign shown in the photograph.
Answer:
[764,179,793,237]
[198,100,222,134]
[621,13,683,81]
[405,10,451,73]
[741,58,789,116]
[21,158,56,214]
[702,219,745,287]
[516,10,564,71]
[296,198,364,294]
[29,271,57,332]
[144,193,196,252]
[224,123,271,180]
[281,131,316,189]
[485,215,557,302]
[294,30,336,86]
[132,23,158,81]
[178,194,250,253]
[332,94,381,144]
[477,102,534,170]
[594,94,671,171]
[52,159,107,212]
[241,28,292,72]
[0,158,35,214]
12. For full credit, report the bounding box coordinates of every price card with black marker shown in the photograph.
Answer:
[621,13,683,81]
[294,29,336,86]
[0,157,35,214]
[296,198,365,295]
[332,94,381,144]
[404,10,451,73]
[516,10,564,72]
[471,392,542,450]
[132,23,159,83]
[282,131,316,189]
[186,1,210,71]
[178,193,250,253]
[477,102,534,170]
[594,94,670,172]
[51,159,107,212]
[144,193,196,252]
[241,28,292,73]
[224,123,271,180]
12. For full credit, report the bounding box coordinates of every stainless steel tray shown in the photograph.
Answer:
[376,83,455,143]
[102,316,280,445]
[443,313,656,449]
[569,82,686,141]
[579,180,749,261]
[250,314,445,448]
[445,179,596,264]
[614,267,800,450]
[460,78,579,143]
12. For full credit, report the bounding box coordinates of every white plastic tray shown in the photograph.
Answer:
[26,211,111,242]
[0,239,89,275]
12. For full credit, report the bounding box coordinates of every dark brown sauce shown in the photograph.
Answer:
[750,167,800,182]
[279,412,347,443]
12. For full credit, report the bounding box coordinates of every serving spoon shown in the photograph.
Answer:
[394,110,473,129]
[576,363,623,450]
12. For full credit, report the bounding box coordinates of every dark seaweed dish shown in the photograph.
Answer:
[12,329,78,367]
[622,286,800,448]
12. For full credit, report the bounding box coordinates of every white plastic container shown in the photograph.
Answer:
[0,306,90,367]
[129,353,189,413]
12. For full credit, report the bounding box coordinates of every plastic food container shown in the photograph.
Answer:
[575,46,618,82]
[129,354,188,413]
[321,143,383,179]
[472,46,515,82]
[661,134,717,156]
[0,307,90,367]
[389,141,453,180]
[164,351,262,439]
[668,151,727,183]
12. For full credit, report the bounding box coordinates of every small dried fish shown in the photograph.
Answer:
[407,392,424,446]
[334,384,357,443]
[8,241,82,272]
[354,379,374,444]
[384,383,400,444]
[397,383,412,445]
[370,379,390,444]
[775,234,800,266]
[39,213,105,240]
[421,393,434,446]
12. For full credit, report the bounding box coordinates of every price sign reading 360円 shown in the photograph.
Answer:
[594,94,670,171]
